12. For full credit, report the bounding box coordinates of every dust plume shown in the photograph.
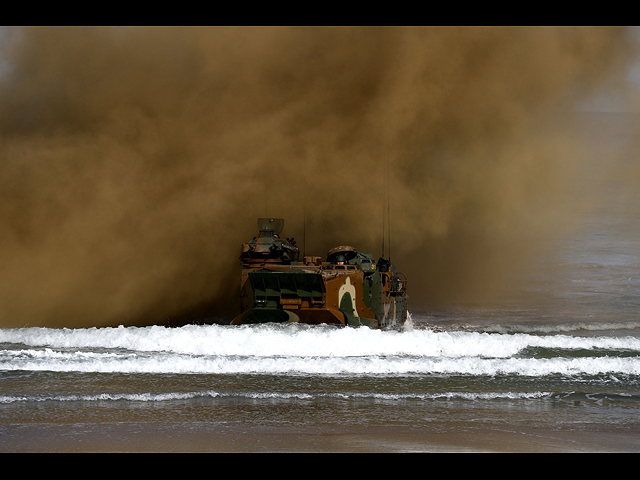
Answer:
[0,27,636,327]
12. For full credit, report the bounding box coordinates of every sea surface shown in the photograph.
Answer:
[2,201,640,451]
[2,113,640,452]
[2,212,640,453]
[2,313,640,452]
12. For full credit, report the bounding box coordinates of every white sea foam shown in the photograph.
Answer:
[2,324,640,376]
[2,323,640,357]
[2,347,640,376]
[0,390,221,404]
[0,390,552,404]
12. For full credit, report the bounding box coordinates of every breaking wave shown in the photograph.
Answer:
[4,389,640,408]
[2,323,640,377]
[0,390,554,404]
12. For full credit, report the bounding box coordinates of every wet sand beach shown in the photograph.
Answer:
[5,421,640,452]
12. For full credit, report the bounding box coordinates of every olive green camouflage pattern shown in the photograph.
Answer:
[232,219,407,329]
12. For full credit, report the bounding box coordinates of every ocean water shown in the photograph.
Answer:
[2,202,640,452]
[2,310,640,451]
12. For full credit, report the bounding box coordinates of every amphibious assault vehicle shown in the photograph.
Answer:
[231,218,407,329]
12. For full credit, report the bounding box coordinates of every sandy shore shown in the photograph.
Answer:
[4,422,640,452]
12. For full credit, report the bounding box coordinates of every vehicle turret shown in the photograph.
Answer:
[239,218,300,266]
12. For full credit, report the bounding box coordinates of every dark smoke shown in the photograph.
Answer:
[0,27,637,327]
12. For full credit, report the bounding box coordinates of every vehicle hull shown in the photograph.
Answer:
[231,263,407,329]
[232,219,407,329]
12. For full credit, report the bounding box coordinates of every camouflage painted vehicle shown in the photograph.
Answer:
[231,218,407,329]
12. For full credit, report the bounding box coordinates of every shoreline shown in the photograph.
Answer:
[3,423,639,452]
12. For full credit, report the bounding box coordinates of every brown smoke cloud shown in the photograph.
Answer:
[0,26,637,327]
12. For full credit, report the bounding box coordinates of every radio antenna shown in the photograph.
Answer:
[382,153,386,259]
[387,149,391,261]
[382,146,391,260]
[382,183,385,259]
